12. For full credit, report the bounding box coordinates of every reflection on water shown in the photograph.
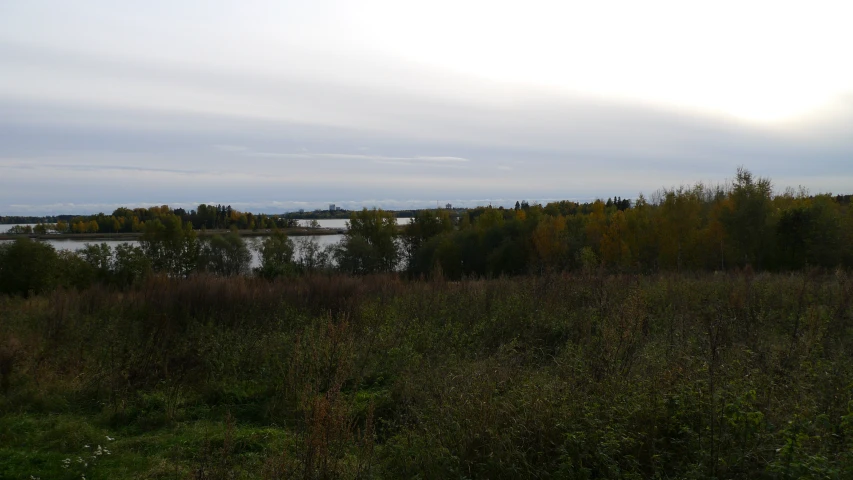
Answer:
[2,217,407,268]
[2,234,344,269]
[1,217,404,234]
[300,218,403,229]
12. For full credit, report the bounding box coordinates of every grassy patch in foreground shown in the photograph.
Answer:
[2,273,853,478]
[0,413,296,479]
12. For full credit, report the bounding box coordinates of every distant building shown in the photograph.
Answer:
[298,208,304,214]
[329,204,335,212]
[445,203,452,209]
[336,206,343,211]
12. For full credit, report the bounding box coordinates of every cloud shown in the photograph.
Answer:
[1,34,852,215]
[213,145,469,164]
[2,90,852,216]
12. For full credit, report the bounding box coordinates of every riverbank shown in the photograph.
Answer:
[0,227,344,241]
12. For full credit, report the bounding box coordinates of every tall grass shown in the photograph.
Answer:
[1,271,851,478]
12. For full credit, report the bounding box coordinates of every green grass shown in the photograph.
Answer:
[0,413,296,479]
[1,272,852,478]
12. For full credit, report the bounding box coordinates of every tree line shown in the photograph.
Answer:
[2,168,853,295]
[3,204,300,234]
[402,168,853,277]
[0,215,63,224]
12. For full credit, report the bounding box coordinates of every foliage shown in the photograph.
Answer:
[199,232,253,277]
[6,168,853,284]
[140,214,200,277]
[112,243,152,287]
[294,237,333,274]
[1,272,852,478]
[255,230,296,279]
[335,208,400,274]
[401,209,453,269]
[0,238,59,296]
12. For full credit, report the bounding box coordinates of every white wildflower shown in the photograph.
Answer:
[106,435,115,441]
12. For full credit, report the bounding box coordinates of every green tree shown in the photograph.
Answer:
[113,243,152,286]
[402,209,453,270]
[199,232,252,276]
[80,243,113,283]
[140,214,200,276]
[776,195,843,269]
[656,186,704,271]
[531,214,569,272]
[255,230,295,278]
[336,208,399,273]
[0,238,59,296]
[334,234,383,275]
[476,207,505,230]
[720,167,774,267]
[295,237,332,273]
[55,250,96,290]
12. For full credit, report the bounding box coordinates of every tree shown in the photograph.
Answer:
[656,186,703,271]
[476,207,504,230]
[776,195,843,269]
[256,230,295,278]
[0,238,59,296]
[531,214,569,272]
[402,209,453,270]
[295,237,332,273]
[80,243,113,283]
[584,200,608,258]
[337,208,400,273]
[600,210,632,269]
[199,232,252,276]
[622,195,658,271]
[334,234,383,275]
[113,243,152,286]
[140,214,200,276]
[55,250,96,290]
[720,168,774,267]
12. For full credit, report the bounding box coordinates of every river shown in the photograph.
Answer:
[1,219,407,268]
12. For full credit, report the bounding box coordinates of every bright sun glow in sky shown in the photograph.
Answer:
[1,0,852,214]
[352,0,853,122]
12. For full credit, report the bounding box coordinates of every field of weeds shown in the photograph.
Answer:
[1,271,852,478]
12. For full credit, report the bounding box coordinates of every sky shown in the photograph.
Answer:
[1,0,852,215]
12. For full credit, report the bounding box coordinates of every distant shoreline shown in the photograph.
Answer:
[0,227,344,241]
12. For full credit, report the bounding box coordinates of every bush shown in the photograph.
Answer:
[0,238,59,296]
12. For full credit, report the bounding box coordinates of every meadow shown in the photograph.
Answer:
[1,271,851,479]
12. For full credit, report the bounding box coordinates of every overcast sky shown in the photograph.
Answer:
[2,1,852,215]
